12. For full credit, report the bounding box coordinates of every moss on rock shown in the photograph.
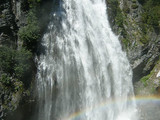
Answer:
[135,59,160,95]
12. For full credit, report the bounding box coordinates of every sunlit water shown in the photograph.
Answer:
[36,0,138,120]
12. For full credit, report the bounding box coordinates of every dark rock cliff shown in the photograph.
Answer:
[0,0,18,48]
[0,0,19,119]
[0,0,53,119]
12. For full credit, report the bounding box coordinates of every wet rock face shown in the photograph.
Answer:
[12,0,29,27]
[107,0,160,83]
[0,0,30,47]
[0,0,17,47]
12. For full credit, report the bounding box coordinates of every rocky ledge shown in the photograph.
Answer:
[107,0,160,95]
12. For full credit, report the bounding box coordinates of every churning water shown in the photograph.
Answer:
[36,0,138,120]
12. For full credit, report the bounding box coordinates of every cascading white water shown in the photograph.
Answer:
[36,0,138,120]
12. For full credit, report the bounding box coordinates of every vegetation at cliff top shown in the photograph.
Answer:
[139,0,160,33]
[19,0,50,52]
[107,0,129,48]
[18,9,40,52]
[108,0,160,48]
[18,0,42,52]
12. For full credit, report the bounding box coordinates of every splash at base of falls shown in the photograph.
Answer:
[60,97,138,120]
[116,109,138,120]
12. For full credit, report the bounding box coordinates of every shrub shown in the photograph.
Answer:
[122,38,130,48]
[0,74,12,86]
[28,0,41,8]
[132,0,137,3]
[107,0,120,22]
[14,49,32,80]
[0,46,15,74]
[123,6,130,13]
[18,10,40,52]
[140,73,152,87]
[141,0,160,31]
[131,4,138,9]
[0,46,32,86]
[14,79,23,92]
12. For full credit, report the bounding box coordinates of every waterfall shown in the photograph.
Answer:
[36,0,138,120]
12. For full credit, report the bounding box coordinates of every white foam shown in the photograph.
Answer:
[156,71,160,78]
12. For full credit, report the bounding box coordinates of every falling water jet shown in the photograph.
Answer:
[36,0,138,120]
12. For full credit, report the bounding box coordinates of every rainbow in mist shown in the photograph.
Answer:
[62,95,160,120]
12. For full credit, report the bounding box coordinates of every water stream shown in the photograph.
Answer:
[36,0,138,120]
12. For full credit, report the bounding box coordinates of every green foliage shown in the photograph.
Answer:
[28,0,41,3]
[0,14,5,18]
[0,73,24,92]
[107,0,118,4]
[14,79,23,92]
[0,46,32,86]
[122,38,130,48]
[140,75,150,86]
[140,72,153,87]
[0,46,15,74]
[18,10,40,52]
[143,0,160,5]
[108,0,125,28]
[123,6,130,14]
[107,0,129,47]
[18,0,42,52]
[0,74,12,86]
[132,0,137,3]
[139,34,149,44]
[131,4,138,9]
[107,0,126,30]
[28,0,41,8]
[107,0,120,20]
[140,0,160,30]
[115,11,124,28]
[14,49,32,79]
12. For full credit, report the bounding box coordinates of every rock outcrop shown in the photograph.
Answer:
[0,1,20,119]
[0,0,18,48]
[0,0,53,119]
[107,0,160,95]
